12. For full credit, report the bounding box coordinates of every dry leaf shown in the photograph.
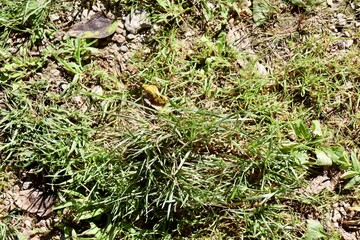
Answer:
[67,13,118,39]
[14,189,54,217]
[142,84,169,111]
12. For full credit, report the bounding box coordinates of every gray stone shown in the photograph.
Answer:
[153,23,161,32]
[329,25,337,32]
[92,4,101,12]
[117,21,124,29]
[91,85,103,96]
[82,9,96,20]
[49,14,60,22]
[306,175,331,194]
[337,13,347,27]
[337,39,354,50]
[344,39,353,48]
[21,182,32,190]
[49,68,61,77]
[120,45,129,52]
[116,26,125,35]
[59,83,68,91]
[255,62,268,75]
[327,0,343,8]
[112,33,126,44]
[109,43,119,52]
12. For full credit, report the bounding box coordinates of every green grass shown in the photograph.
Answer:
[0,0,359,239]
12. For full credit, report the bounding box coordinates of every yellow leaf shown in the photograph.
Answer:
[142,84,169,110]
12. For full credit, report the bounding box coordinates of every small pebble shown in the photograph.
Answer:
[344,31,351,37]
[337,13,347,27]
[143,48,151,54]
[207,2,215,9]
[345,81,353,89]
[123,53,130,60]
[49,14,60,21]
[338,39,353,49]
[91,85,103,96]
[126,34,136,40]
[92,4,101,12]
[118,21,124,29]
[255,62,268,75]
[24,219,33,228]
[288,133,296,141]
[329,25,337,32]
[21,182,32,190]
[116,26,125,34]
[81,9,90,19]
[338,18,347,27]
[240,0,251,8]
[339,206,347,216]
[327,0,342,8]
[59,83,68,91]
[343,202,351,208]
[120,45,129,52]
[153,24,161,32]
[49,68,61,77]
[112,34,126,44]
[338,41,345,50]
[109,43,119,51]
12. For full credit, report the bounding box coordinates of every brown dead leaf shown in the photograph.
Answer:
[14,189,54,217]
[306,175,335,194]
[67,13,117,39]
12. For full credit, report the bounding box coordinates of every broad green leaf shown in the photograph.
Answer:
[293,120,312,141]
[157,0,170,9]
[281,141,299,150]
[67,13,118,39]
[79,222,102,237]
[323,147,350,170]
[64,227,78,239]
[340,171,359,180]
[253,0,270,26]
[344,175,360,190]
[53,54,81,74]
[291,150,309,165]
[77,208,105,220]
[0,48,10,58]
[16,232,27,240]
[311,120,322,136]
[289,0,306,7]
[315,148,332,166]
[351,152,360,172]
[23,0,51,24]
[53,201,73,210]
[304,219,327,240]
